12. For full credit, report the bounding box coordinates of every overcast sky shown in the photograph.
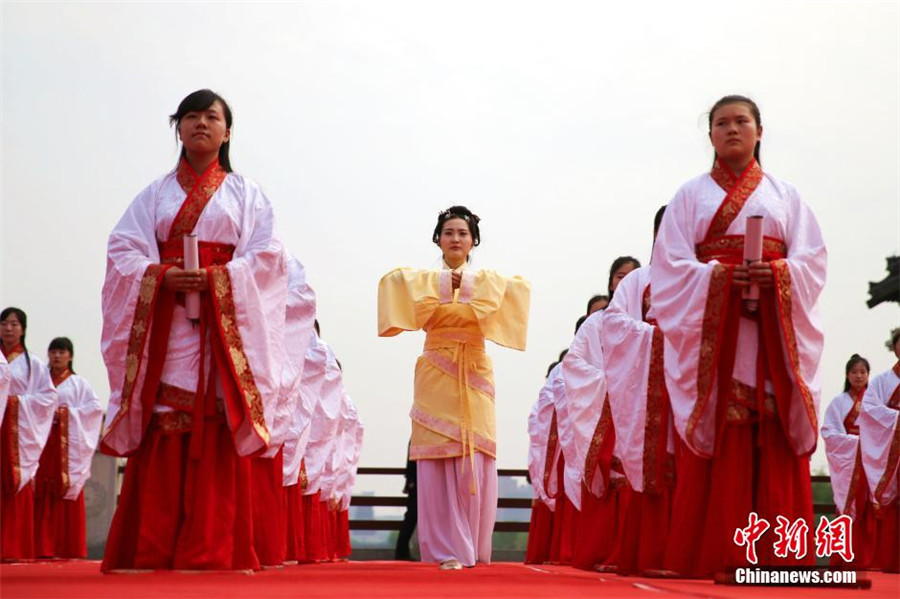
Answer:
[2,1,898,483]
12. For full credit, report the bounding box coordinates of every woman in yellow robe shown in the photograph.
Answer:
[378,206,530,569]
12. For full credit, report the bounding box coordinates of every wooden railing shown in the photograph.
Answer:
[349,469,837,534]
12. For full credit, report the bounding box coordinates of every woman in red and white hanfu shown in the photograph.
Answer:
[652,96,825,577]
[822,354,882,569]
[99,90,288,572]
[283,328,326,562]
[601,255,676,575]
[525,362,563,564]
[33,337,102,559]
[857,331,900,572]
[300,339,344,562]
[330,392,363,560]
[1,307,59,560]
[561,309,631,571]
[251,254,316,567]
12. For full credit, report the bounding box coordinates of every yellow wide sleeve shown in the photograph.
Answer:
[466,270,531,350]
[377,268,441,336]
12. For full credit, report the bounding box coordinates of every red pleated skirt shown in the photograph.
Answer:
[524,499,553,564]
[283,483,306,561]
[33,422,87,558]
[336,509,351,559]
[871,501,900,572]
[548,457,576,565]
[100,414,259,571]
[1,409,34,561]
[250,450,285,566]
[301,491,327,562]
[571,481,630,571]
[663,419,814,578]
[324,503,337,560]
[830,465,900,572]
[615,487,672,575]
[1,481,34,561]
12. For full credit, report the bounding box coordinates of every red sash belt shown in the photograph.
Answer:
[695,235,786,265]
[158,239,235,267]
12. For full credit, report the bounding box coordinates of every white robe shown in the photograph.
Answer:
[822,391,865,517]
[302,341,344,496]
[560,312,623,509]
[650,171,826,458]
[264,253,316,459]
[527,363,562,510]
[601,266,674,493]
[334,394,364,511]
[55,374,103,499]
[101,168,288,457]
[282,331,325,487]
[5,353,58,492]
[858,367,900,506]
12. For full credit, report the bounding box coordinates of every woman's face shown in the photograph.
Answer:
[846,362,869,392]
[709,102,762,167]
[178,100,230,158]
[0,313,24,348]
[439,217,474,266]
[609,262,636,293]
[48,348,72,371]
[894,337,900,360]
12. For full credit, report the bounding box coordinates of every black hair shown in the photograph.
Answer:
[892,328,900,349]
[654,205,667,236]
[432,206,481,248]
[558,348,568,362]
[314,319,321,337]
[607,256,641,297]
[574,314,588,335]
[708,94,762,167]
[169,89,234,173]
[1,307,31,377]
[48,337,76,374]
[586,295,610,315]
[843,354,870,393]
[545,361,558,378]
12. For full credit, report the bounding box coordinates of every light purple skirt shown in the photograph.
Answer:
[416,453,498,566]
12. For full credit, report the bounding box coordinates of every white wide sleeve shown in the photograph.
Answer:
[100,182,165,455]
[859,373,900,506]
[215,179,289,456]
[265,253,317,458]
[601,270,654,492]
[560,312,609,508]
[527,371,558,507]
[650,184,724,458]
[821,394,861,516]
[63,377,103,499]
[13,357,59,491]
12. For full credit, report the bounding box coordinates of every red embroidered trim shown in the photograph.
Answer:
[102,263,169,443]
[687,264,732,448]
[706,159,763,239]
[170,159,227,240]
[542,409,559,498]
[770,260,818,441]
[58,406,70,494]
[208,265,269,444]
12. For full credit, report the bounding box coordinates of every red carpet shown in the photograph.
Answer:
[1,560,896,599]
